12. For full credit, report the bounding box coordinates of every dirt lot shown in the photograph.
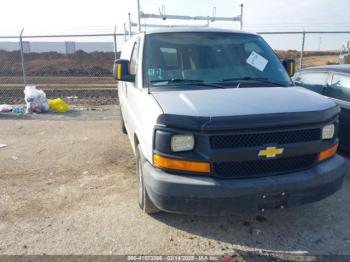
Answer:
[300,55,339,68]
[0,106,349,260]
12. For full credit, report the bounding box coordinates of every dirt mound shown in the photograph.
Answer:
[275,49,339,59]
[0,50,120,76]
[0,49,339,77]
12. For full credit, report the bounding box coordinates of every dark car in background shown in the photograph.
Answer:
[294,65,350,151]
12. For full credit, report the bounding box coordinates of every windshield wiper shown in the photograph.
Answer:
[151,78,203,84]
[221,77,287,87]
[150,79,225,88]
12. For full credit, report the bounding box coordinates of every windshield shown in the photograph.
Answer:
[143,32,292,88]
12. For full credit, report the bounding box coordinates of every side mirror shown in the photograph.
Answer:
[282,58,296,77]
[113,59,135,82]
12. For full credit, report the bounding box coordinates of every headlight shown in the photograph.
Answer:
[171,134,194,152]
[322,124,335,140]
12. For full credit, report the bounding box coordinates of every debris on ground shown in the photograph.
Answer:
[242,221,253,234]
[0,104,13,112]
[48,98,70,113]
[66,96,79,100]
[256,229,263,236]
[0,105,25,116]
[12,107,25,116]
[11,156,18,161]
[0,144,8,149]
[242,221,251,227]
[24,85,50,113]
[255,216,268,222]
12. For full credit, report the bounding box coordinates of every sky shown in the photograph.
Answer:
[1,0,350,50]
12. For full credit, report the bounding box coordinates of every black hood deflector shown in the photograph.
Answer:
[156,106,340,131]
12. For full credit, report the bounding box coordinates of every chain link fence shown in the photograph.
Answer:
[0,32,126,106]
[260,31,350,70]
[1,30,350,107]
[0,38,24,104]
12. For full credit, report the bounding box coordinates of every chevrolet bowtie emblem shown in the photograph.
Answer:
[259,146,284,158]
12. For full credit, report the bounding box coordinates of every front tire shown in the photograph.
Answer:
[136,145,160,214]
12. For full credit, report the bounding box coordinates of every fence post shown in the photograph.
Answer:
[128,13,132,36]
[240,4,244,30]
[300,31,306,69]
[19,28,27,86]
[113,26,118,60]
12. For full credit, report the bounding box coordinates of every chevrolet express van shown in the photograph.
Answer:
[114,28,346,215]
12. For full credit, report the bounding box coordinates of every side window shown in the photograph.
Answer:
[329,74,350,102]
[129,41,139,75]
[294,72,328,94]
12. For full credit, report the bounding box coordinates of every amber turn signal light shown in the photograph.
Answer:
[153,154,211,173]
[318,144,338,162]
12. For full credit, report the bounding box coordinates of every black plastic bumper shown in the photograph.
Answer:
[143,155,347,216]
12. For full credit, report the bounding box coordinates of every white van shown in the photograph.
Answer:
[114,28,346,215]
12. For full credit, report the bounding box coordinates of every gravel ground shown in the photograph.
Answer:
[0,106,349,260]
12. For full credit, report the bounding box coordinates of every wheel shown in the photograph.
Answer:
[119,107,127,134]
[136,145,160,214]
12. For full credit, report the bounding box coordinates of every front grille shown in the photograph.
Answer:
[210,128,321,149]
[213,154,317,179]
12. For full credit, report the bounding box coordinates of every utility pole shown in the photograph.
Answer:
[318,34,323,51]
[137,0,141,31]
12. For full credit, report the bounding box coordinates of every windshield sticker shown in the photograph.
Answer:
[148,68,155,76]
[246,51,269,72]
[156,68,162,79]
[148,68,162,80]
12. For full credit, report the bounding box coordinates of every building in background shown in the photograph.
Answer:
[65,41,76,54]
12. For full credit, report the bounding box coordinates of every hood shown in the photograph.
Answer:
[152,87,335,117]
[153,87,339,130]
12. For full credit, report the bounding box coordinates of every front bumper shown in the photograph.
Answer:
[143,154,347,216]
